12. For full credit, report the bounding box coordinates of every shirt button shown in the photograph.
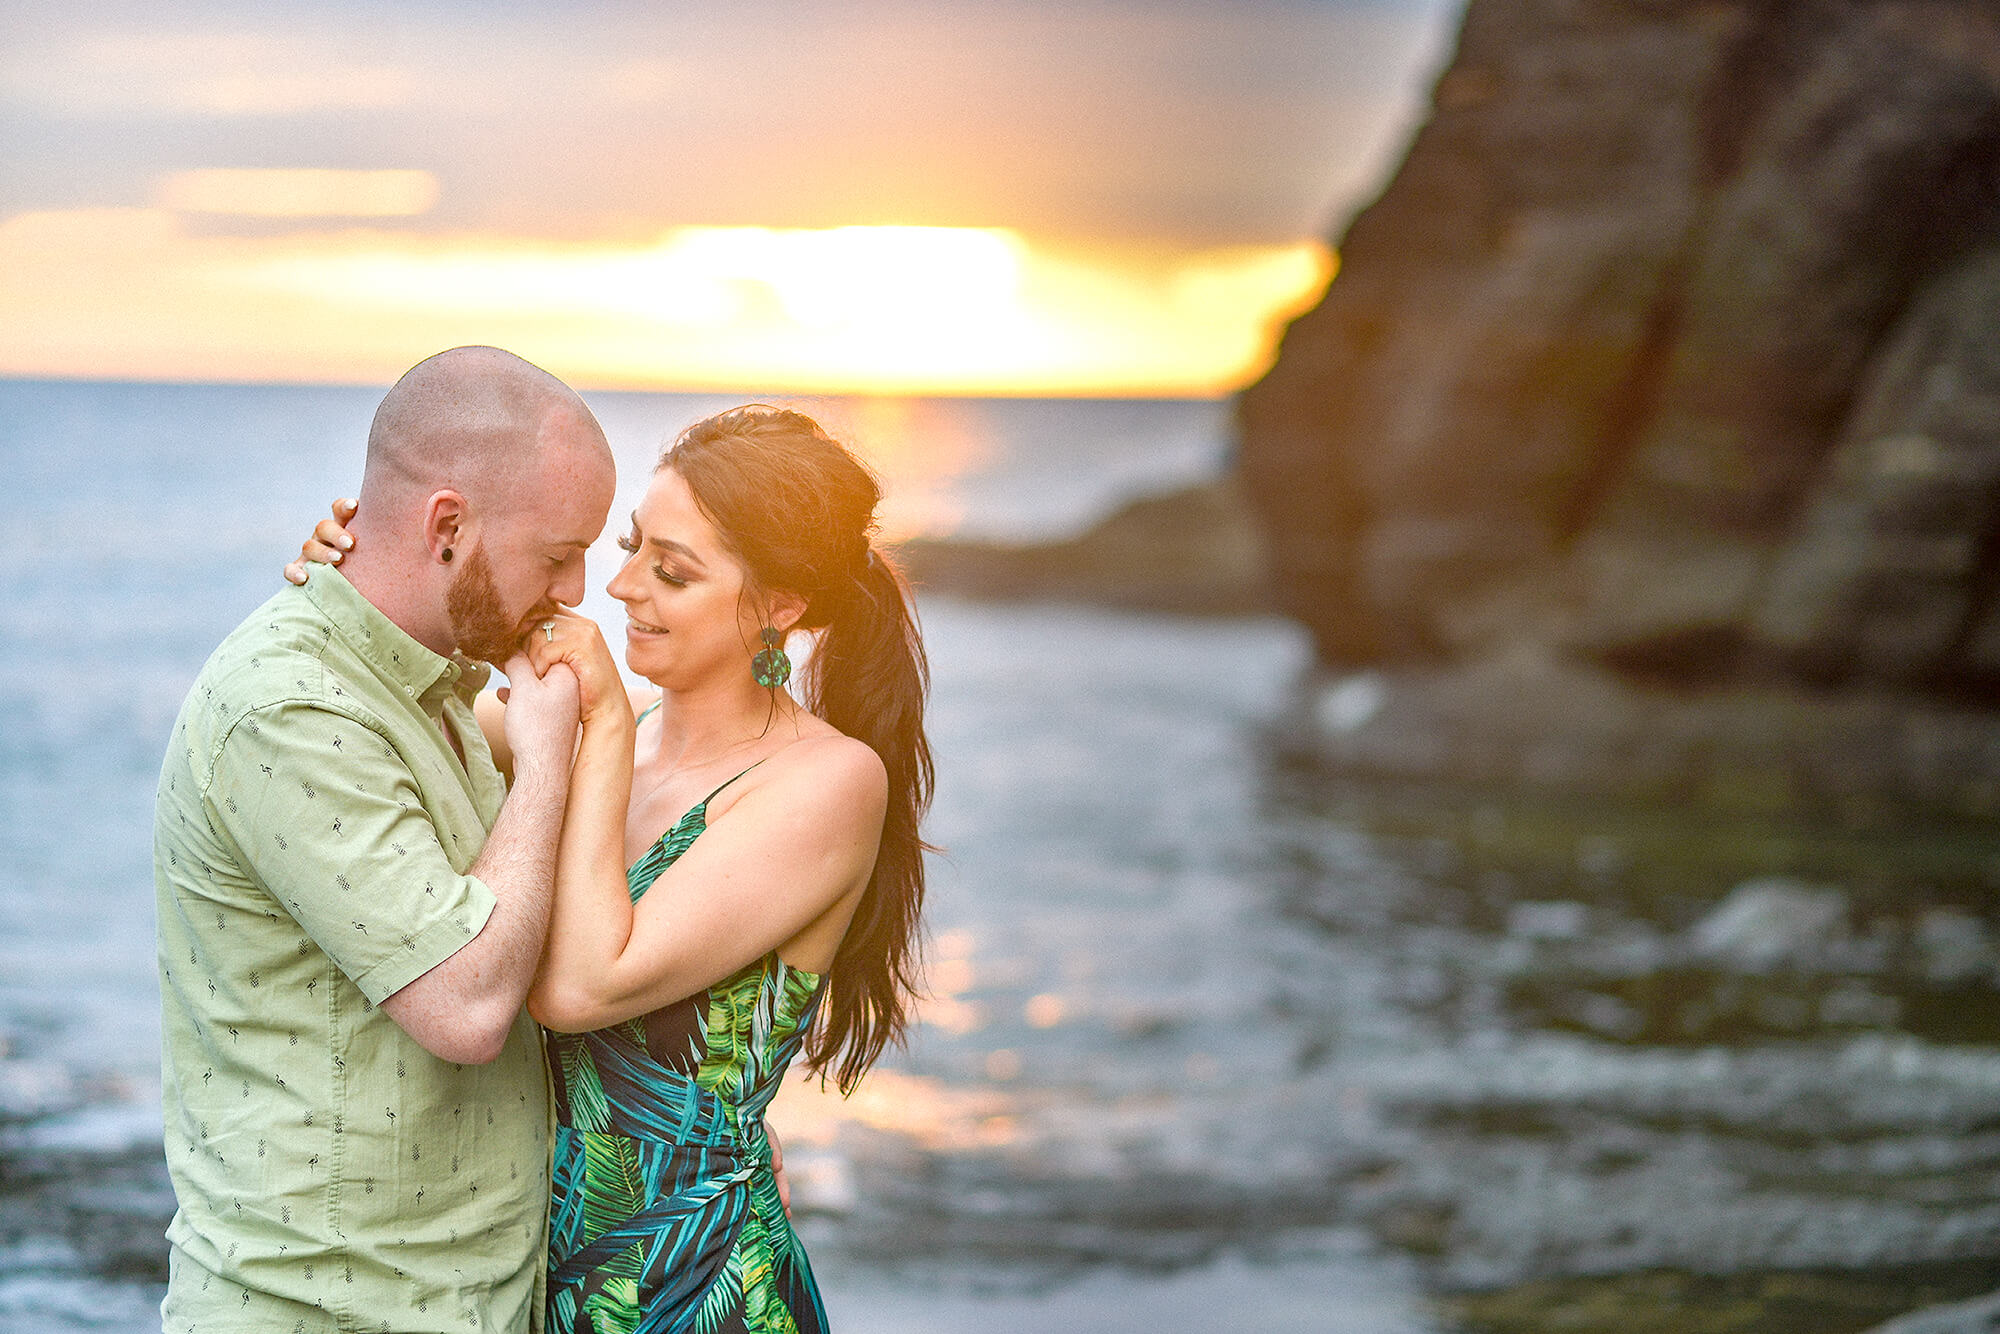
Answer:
[405,686,415,696]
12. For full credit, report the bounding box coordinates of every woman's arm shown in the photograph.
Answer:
[532,735,886,1032]
[518,615,886,1032]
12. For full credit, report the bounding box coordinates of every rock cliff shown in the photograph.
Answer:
[1239,0,2000,694]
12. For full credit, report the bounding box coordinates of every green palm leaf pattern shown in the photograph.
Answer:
[581,1274,641,1334]
[749,1157,810,1281]
[545,765,832,1333]
[579,1130,646,1240]
[574,1130,650,1332]
[689,1249,744,1334]
[695,967,763,1097]
[735,1197,802,1334]
[562,1039,613,1135]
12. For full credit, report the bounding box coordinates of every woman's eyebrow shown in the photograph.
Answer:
[629,513,707,569]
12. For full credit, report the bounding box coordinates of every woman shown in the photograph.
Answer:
[294,405,932,1333]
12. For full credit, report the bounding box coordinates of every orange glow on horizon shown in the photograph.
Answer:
[0,211,1332,397]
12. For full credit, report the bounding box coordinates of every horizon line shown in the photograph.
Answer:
[0,370,1239,403]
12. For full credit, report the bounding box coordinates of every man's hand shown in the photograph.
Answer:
[499,654,580,774]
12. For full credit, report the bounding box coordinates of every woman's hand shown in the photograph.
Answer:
[527,611,632,733]
[284,498,359,585]
[769,1121,792,1218]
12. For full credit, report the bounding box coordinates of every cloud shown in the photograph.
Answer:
[1,1,1461,242]
[6,32,423,117]
[155,169,439,217]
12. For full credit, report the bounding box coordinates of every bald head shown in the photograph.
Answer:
[337,349,617,659]
[363,346,607,505]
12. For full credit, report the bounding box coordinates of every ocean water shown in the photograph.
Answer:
[5,380,1998,1334]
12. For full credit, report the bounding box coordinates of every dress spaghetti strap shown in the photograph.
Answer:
[698,760,763,808]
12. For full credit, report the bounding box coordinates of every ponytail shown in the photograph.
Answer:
[663,406,934,1095]
[798,547,933,1094]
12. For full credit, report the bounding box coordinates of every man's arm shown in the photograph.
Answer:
[205,658,581,1066]
[379,656,579,1063]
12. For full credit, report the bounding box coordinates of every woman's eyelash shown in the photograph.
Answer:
[617,532,685,585]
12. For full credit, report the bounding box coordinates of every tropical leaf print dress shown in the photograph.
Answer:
[545,768,830,1334]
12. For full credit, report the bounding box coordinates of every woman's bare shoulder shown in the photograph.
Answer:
[796,730,886,782]
[744,730,886,813]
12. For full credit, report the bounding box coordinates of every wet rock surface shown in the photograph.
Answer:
[1282,651,2000,826]
[1865,1287,2000,1334]
[0,1048,171,1327]
[1250,769,2000,1328]
[1444,1265,2000,1334]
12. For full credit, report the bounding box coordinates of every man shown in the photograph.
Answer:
[153,346,617,1332]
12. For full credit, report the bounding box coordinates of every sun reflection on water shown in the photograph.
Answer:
[769,1068,1021,1154]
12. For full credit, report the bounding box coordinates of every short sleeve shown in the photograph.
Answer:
[205,701,497,1004]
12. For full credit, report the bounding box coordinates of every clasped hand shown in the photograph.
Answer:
[524,612,631,734]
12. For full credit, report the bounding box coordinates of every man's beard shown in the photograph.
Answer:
[446,545,547,665]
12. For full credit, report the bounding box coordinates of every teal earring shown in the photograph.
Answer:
[752,627,792,688]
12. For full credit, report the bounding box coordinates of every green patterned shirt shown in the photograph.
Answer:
[154,566,550,1333]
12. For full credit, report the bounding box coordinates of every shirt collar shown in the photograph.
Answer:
[301,566,492,712]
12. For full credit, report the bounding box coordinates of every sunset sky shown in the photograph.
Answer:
[0,0,1462,395]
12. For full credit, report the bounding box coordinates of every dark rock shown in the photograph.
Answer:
[898,477,1273,616]
[1241,0,2000,681]
[1237,0,2000,806]
[1755,247,2000,685]
[0,1131,172,1291]
[1447,1268,2000,1334]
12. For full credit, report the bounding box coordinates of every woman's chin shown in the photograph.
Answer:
[622,629,669,678]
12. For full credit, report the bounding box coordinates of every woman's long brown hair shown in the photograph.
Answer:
[665,405,933,1095]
